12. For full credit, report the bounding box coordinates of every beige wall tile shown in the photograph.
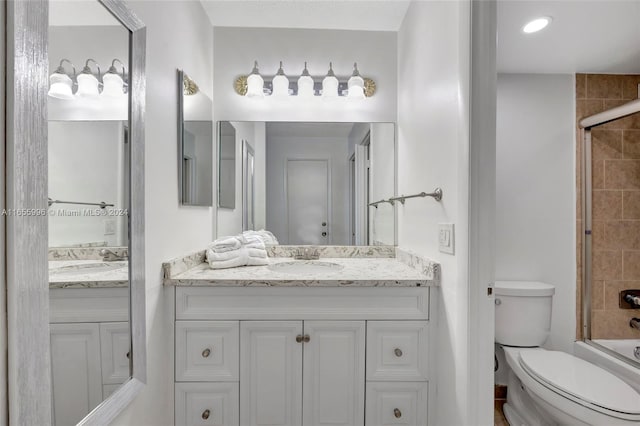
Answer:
[623,251,640,280]
[592,160,604,189]
[604,221,640,249]
[604,160,640,190]
[576,74,586,100]
[622,75,640,100]
[622,130,640,159]
[592,191,622,220]
[591,221,606,250]
[622,191,640,219]
[592,129,622,160]
[586,74,623,99]
[577,99,605,121]
[591,280,605,310]
[592,250,622,280]
[592,309,640,339]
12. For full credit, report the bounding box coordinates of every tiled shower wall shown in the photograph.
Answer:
[576,73,640,339]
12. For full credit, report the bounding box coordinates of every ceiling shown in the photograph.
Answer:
[498,0,640,74]
[266,122,356,138]
[200,0,410,32]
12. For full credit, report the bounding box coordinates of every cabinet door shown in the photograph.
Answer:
[365,382,428,426]
[100,322,130,385]
[175,382,239,426]
[50,323,102,426]
[240,321,302,426]
[303,321,366,426]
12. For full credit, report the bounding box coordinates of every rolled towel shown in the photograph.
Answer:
[207,236,242,253]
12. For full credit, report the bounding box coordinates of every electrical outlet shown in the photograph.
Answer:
[104,219,116,236]
[438,223,455,254]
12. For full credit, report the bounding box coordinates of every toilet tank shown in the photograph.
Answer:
[495,281,555,347]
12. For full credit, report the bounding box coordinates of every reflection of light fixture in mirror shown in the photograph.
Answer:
[298,62,315,98]
[272,61,290,97]
[183,74,199,96]
[347,63,365,100]
[246,61,264,98]
[76,59,101,98]
[322,62,339,99]
[102,59,127,98]
[48,59,76,100]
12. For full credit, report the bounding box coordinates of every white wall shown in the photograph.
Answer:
[213,27,397,123]
[397,1,471,424]
[0,2,7,424]
[253,122,266,230]
[48,121,126,247]
[496,73,576,353]
[265,135,350,245]
[369,123,396,245]
[110,2,214,425]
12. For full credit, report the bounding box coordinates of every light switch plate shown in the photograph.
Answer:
[438,223,455,254]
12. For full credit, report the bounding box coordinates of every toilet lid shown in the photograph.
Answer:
[519,350,640,416]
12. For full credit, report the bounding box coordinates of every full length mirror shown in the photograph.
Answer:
[217,122,396,245]
[178,69,213,206]
[47,3,134,425]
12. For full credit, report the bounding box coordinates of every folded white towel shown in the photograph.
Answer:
[206,246,269,269]
[207,236,243,253]
[242,230,279,245]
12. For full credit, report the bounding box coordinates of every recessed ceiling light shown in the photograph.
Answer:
[523,17,552,34]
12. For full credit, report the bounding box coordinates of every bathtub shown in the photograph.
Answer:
[574,340,640,393]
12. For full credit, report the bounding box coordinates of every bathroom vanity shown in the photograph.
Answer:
[164,246,439,426]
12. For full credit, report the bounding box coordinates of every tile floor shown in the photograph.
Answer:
[494,385,508,426]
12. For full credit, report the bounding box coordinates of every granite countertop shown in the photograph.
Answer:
[49,260,129,289]
[163,246,440,287]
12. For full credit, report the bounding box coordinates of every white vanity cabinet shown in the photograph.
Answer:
[173,286,434,426]
[49,288,129,426]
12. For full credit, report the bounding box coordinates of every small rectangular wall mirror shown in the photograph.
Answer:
[178,69,213,206]
[216,122,396,246]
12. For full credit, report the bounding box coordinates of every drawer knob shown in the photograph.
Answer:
[202,409,210,420]
[296,335,303,343]
[303,334,310,343]
[202,348,211,358]
[394,348,403,357]
[394,408,402,418]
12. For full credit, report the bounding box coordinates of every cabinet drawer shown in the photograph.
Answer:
[175,382,239,426]
[176,321,239,382]
[366,321,429,381]
[365,382,428,426]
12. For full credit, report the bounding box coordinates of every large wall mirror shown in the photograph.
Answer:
[178,69,213,206]
[216,122,396,245]
[46,1,146,425]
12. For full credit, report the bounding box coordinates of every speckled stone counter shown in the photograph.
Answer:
[163,246,440,287]
[49,260,129,289]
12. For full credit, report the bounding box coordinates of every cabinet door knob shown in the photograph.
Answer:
[126,351,130,359]
[394,348,403,357]
[303,334,310,343]
[321,232,327,237]
[202,348,211,358]
[296,335,303,343]
[393,408,402,418]
[202,409,210,420]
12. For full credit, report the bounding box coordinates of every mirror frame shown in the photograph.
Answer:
[242,140,255,231]
[6,1,146,424]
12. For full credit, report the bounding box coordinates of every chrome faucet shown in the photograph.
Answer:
[99,248,127,262]
[293,247,320,260]
[631,318,640,331]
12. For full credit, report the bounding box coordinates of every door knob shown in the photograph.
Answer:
[202,409,211,420]
[296,335,304,343]
[322,232,327,237]
[394,408,402,418]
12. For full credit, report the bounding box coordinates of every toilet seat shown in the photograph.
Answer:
[518,350,640,421]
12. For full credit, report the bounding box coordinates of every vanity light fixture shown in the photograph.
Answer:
[48,59,76,100]
[347,63,366,100]
[322,62,339,99]
[297,62,315,98]
[76,59,101,98]
[102,59,127,98]
[234,60,376,99]
[272,61,290,97]
[183,73,199,96]
[246,61,265,98]
[523,16,552,34]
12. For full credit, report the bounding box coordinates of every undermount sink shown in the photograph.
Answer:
[268,260,344,275]
[49,262,128,277]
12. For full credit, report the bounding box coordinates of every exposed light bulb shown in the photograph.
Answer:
[297,62,315,98]
[272,61,290,97]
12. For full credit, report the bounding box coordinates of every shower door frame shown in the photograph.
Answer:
[580,98,640,367]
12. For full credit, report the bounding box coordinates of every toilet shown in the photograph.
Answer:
[495,281,640,426]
